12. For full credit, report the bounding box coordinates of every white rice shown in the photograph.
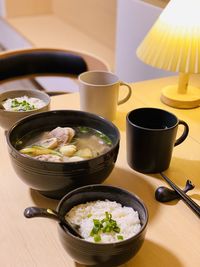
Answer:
[66,199,141,243]
[2,95,46,111]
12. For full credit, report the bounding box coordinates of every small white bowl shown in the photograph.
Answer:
[0,89,50,130]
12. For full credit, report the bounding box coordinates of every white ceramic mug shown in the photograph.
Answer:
[78,71,132,121]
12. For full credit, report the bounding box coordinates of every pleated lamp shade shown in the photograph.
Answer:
[137,0,200,108]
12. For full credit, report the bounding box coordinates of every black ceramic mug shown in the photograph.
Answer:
[126,107,189,173]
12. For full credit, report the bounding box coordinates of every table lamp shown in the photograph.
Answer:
[136,0,200,109]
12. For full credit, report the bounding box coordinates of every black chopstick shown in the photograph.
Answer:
[160,172,200,218]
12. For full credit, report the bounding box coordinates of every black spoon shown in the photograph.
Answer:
[158,173,200,218]
[24,206,83,238]
[155,179,195,202]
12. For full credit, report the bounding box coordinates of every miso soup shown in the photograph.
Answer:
[19,126,112,162]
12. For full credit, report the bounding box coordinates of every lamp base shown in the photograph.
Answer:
[161,85,200,109]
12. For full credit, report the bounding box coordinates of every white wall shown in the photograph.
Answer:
[0,0,5,16]
[115,0,174,82]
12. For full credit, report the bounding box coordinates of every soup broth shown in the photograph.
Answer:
[18,126,112,162]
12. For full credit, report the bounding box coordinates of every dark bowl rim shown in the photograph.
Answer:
[57,184,149,246]
[0,89,50,114]
[6,109,120,166]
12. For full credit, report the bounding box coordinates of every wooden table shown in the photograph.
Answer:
[0,76,199,267]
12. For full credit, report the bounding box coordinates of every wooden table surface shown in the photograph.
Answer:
[0,76,199,267]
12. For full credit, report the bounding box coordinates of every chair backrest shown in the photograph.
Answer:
[0,48,110,93]
[0,48,110,81]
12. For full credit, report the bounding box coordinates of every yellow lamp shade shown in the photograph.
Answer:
[137,0,200,73]
[136,0,200,108]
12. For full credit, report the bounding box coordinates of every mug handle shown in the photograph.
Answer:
[118,82,132,105]
[174,120,189,146]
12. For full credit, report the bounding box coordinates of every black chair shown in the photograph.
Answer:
[0,47,109,95]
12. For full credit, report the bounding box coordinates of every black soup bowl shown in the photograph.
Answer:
[6,110,120,199]
[57,184,148,267]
